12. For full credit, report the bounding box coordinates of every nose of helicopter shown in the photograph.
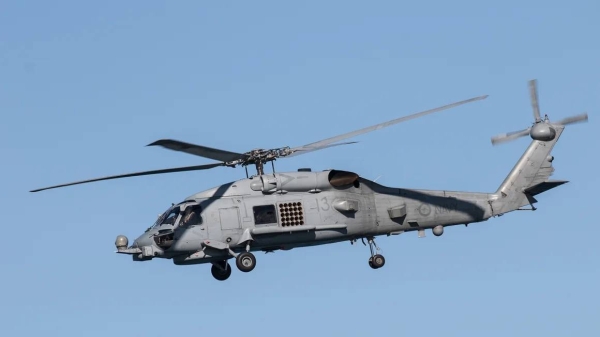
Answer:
[132,233,154,248]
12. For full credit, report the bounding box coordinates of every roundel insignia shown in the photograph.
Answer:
[417,204,431,217]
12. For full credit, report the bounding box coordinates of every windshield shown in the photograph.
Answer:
[151,205,181,228]
[160,208,180,226]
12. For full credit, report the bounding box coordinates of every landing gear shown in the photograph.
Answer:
[208,241,257,280]
[236,252,256,272]
[369,254,385,269]
[211,261,232,281]
[366,237,385,269]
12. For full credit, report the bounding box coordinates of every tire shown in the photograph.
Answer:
[368,258,376,269]
[211,262,232,281]
[371,254,385,269]
[236,252,256,272]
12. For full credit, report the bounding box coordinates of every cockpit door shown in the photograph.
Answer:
[219,207,241,230]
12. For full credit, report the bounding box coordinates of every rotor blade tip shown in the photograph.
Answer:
[146,140,163,146]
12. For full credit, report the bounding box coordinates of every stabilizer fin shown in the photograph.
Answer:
[524,180,569,196]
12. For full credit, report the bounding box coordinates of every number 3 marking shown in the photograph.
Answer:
[320,197,330,211]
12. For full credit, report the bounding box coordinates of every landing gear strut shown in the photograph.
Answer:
[366,237,385,269]
[211,260,232,281]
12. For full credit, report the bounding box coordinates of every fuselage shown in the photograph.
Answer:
[128,169,494,265]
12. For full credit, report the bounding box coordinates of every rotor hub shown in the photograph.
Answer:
[530,122,556,141]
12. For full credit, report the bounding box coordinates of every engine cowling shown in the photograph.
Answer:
[249,170,359,193]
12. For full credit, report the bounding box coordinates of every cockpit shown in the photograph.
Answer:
[180,204,202,227]
[126,200,204,251]
[149,202,203,230]
[144,201,204,250]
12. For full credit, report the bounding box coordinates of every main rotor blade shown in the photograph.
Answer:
[529,79,542,122]
[491,127,531,145]
[30,162,225,192]
[285,141,358,158]
[288,95,488,155]
[148,139,248,163]
[554,112,588,126]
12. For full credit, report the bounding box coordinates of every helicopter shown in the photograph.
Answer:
[30,79,588,281]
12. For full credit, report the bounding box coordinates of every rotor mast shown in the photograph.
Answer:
[254,161,265,176]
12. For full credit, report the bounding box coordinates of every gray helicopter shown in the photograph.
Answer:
[31,79,588,281]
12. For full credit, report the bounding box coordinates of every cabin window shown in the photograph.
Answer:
[253,205,277,225]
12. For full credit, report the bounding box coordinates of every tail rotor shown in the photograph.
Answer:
[491,79,588,145]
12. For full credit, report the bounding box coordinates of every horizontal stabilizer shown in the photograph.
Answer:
[524,180,568,196]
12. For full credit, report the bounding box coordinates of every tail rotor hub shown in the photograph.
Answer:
[530,122,556,141]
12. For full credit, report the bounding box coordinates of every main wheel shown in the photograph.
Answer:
[371,254,385,269]
[211,262,232,281]
[236,252,256,272]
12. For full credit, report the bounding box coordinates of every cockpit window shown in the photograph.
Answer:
[181,204,203,227]
[149,202,203,230]
[150,206,181,229]
[161,209,180,226]
[152,207,171,228]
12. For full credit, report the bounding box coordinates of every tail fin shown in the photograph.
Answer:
[490,124,568,215]
[488,79,588,215]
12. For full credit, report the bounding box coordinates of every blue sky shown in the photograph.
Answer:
[1,1,599,336]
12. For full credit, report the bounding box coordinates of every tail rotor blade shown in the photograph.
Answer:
[554,112,588,126]
[529,79,542,122]
[491,127,531,145]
